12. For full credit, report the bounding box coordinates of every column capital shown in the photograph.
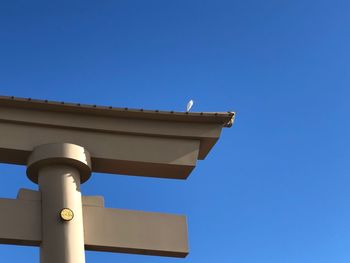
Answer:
[26,143,92,184]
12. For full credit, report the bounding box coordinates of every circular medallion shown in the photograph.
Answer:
[60,208,74,221]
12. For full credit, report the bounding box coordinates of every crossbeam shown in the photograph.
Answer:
[0,96,234,180]
[0,189,188,257]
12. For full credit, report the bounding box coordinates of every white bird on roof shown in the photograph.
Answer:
[186,99,194,112]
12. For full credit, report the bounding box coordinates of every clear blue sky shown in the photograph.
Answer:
[0,1,349,262]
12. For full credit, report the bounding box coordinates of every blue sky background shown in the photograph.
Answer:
[0,1,350,262]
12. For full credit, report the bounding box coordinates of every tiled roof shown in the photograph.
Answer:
[0,95,235,127]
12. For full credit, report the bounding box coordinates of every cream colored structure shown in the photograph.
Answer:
[27,143,90,263]
[0,96,234,262]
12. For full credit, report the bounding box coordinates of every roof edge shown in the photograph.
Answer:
[0,95,235,127]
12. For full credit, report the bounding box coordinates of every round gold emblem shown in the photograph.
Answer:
[60,208,74,221]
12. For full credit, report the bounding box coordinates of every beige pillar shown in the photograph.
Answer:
[27,143,91,263]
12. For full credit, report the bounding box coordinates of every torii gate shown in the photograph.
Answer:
[0,96,234,263]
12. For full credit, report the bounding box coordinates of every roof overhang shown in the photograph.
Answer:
[0,96,234,180]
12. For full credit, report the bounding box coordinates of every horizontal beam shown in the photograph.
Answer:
[0,122,199,180]
[0,105,224,161]
[0,97,232,179]
[84,206,188,257]
[0,192,188,257]
[0,198,41,246]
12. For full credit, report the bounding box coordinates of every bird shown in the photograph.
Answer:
[186,99,194,112]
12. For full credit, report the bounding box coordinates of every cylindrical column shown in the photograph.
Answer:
[38,164,85,263]
[27,143,91,263]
